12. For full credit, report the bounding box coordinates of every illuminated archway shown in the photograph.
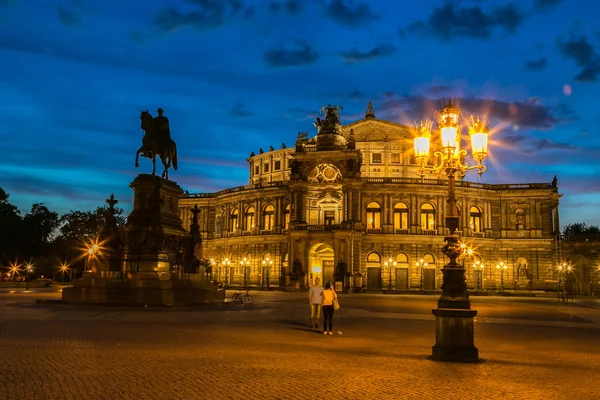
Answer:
[308,243,334,286]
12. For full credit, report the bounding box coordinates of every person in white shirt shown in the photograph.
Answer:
[308,278,323,328]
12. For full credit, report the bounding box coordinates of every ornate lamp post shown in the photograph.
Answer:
[496,261,507,292]
[383,257,397,290]
[262,256,273,289]
[413,98,489,363]
[240,257,250,288]
[473,261,484,291]
[416,258,428,290]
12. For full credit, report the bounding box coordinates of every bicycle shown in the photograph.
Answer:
[231,289,253,304]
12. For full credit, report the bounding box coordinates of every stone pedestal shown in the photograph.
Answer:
[432,308,479,363]
[516,277,531,290]
[122,174,190,273]
[61,174,223,306]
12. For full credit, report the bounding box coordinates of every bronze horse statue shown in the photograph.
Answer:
[135,110,178,179]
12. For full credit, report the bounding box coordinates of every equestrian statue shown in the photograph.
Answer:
[135,108,178,179]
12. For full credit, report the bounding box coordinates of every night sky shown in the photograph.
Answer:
[1,0,599,228]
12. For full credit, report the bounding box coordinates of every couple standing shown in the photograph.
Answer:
[308,278,338,335]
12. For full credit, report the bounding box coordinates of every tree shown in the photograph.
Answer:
[0,188,23,262]
[21,204,60,257]
[57,206,125,242]
[562,223,600,241]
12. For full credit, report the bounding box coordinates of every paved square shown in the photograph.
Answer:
[1,290,599,399]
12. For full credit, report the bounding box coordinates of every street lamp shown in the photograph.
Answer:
[415,258,428,290]
[262,256,273,289]
[58,262,70,283]
[383,257,397,290]
[221,257,231,286]
[473,261,484,291]
[413,98,489,363]
[496,261,507,292]
[9,262,20,287]
[85,243,100,272]
[557,261,573,303]
[239,257,250,288]
[25,263,33,289]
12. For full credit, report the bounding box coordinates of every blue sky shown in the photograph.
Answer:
[0,0,599,229]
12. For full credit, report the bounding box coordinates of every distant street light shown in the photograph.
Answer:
[383,257,397,290]
[415,259,428,290]
[473,261,484,291]
[262,256,273,289]
[9,263,20,287]
[496,261,507,292]
[25,264,33,289]
[239,257,251,288]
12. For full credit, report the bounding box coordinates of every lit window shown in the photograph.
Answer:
[230,208,239,231]
[372,153,382,163]
[284,204,290,229]
[420,203,435,230]
[393,202,409,230]
[469,206,482,232]
[245,207,255,231]
[274,160,281,170]
[264,163,269,173]
[366,202,381,229]
[391,153,400,163]
[263,205,274,230]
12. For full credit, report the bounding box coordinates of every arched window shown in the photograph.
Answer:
[263,205,275,230]
[366,202,381,229]
[393,202,409,230]
[420,203,436,230]
[423,253,436,266]
[395,253,409,264]
[230,208,239,231]
[284,204,290,230]
[367,253,381,263]
[245,207,255,231]
[469,206,482,233]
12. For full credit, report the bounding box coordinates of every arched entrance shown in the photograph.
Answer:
[308,243,334,286]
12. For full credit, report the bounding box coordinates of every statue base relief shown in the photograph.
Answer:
[61,174,224,306]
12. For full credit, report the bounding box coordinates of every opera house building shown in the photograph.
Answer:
[178,104,566,293]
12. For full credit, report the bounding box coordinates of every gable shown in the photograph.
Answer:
[342,118,414,142]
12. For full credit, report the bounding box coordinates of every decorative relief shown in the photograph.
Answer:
[307,163,343,183]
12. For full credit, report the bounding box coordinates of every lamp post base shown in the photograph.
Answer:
[431,308,478,363]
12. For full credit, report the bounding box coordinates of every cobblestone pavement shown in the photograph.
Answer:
[1,290,599,400]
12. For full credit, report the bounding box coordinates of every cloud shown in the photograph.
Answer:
[269,0,303,15]
[348,90,366,100]
[502,133,577,153]
[152,0,254,33]
[324,0,378,28]
[56,5,82,27]
[375,94,572,130]
[264,40,318,67]
[407,1,525,41]
[227,103,254,119]
[426,85,453,96]
[532,0,563,13]
[524,57,547,71]
[129,30,146,46]
[340,43,396,64]
[556,35,600,82]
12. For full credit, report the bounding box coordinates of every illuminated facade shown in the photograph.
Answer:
[179,104,570,292]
